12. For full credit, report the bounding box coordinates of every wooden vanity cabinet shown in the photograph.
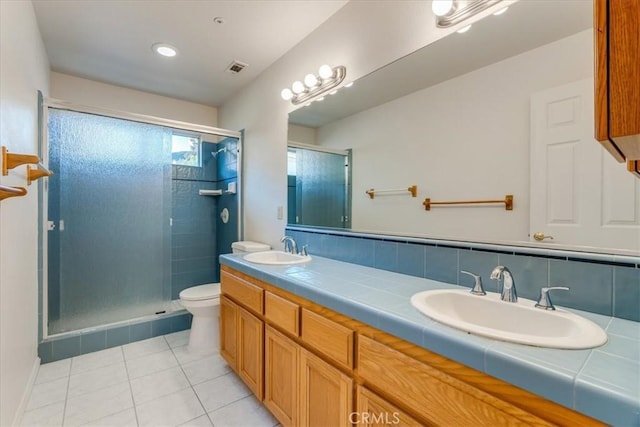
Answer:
[220,266,603,427]
[594,0,640,170]
[299,347,353,427]
[355,386,422,427]
[220,296,238,369]
[219,271,265,400]
[236,306,264,399]
[220,295,264,399]
[264,325,298,427]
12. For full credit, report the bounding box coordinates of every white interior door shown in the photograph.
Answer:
[530,78,640,252]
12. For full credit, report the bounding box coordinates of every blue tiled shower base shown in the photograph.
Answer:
[38,310,192,363]
[286,226,640,322]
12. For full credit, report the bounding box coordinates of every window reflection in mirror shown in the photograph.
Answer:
[287,145,351,229]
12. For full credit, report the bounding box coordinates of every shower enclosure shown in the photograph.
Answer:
[43,102,242,337]
[287,144,351,228]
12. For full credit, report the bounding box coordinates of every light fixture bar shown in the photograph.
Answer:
[436,0,503,28]
[291,66,346,105]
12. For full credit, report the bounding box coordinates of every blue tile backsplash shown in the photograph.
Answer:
[286,226,640,321]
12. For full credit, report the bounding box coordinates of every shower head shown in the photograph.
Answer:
[211,147,228,158]
[211,146,237,158]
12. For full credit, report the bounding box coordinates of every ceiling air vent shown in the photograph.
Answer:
[226,61,248,74]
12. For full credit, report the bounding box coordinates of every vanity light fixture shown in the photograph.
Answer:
[281,64,347,105]
[432,0,504,28]
[493,6,508,15]
[152,43,178,57]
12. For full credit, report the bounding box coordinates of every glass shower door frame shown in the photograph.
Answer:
[40,98,243,339]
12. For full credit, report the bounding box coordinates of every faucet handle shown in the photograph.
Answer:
[300,245,309,256]
[535,286,570,310]
[460,270,486,296]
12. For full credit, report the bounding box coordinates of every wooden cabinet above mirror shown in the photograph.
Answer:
[595,0,640,173]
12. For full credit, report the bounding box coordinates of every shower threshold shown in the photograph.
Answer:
[47,299,185,340]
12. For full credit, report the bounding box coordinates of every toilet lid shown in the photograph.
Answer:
[179,283,221,301]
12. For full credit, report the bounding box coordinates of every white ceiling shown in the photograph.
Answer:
[32,0,348,106]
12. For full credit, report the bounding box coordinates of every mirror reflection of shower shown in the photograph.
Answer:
[287,144,352,229]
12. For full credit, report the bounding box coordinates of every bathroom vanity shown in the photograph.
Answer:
[218,254,638,426]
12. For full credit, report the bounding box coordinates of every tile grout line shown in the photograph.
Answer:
[122,345,141,426]
[60,355,73,426]
[167,335,216,426]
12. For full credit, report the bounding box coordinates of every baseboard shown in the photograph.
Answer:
[12,356,40,426]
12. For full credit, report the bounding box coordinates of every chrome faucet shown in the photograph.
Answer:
[535,286,570,310]
[490,266,518,302]
[280,236,298,254]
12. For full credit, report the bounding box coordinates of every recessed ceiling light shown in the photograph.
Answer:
[152,43,178,57]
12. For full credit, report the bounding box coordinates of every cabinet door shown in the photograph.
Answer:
[264,325,298,427]
[299,348,352,427]
[220,296,238,370]
[595,0,640,163]
[355,386,422,427]
[238,306,264,400]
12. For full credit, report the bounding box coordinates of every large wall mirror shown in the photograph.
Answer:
[287,0,640,255]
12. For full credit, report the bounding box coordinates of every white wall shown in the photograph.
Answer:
[317,30,593,242]
[219,1,493,249]
[288,124,317,145]
[51,72,218,127]
[0,1,50,425]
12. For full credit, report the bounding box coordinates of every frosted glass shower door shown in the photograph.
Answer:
[47,109,172,334]
[295,149,348,228]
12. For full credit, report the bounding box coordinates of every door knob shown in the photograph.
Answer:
[533,232,554,241]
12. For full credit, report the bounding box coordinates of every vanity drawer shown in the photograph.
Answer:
[301,309,353,370]
[265,291,300,336]
[221,270,264,315]
[358,335,539,426]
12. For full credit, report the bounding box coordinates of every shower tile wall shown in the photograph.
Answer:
[171,142,218,299]
[171,138,239,299]
[216,137,239,259]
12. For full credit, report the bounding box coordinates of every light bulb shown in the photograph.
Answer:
[315,97,325,102]
[318,64,334,79]
[281,88,293,101]
[493,6,508,15]
[329,90,338,95]
[292,81,305,94]
[152,43,178,57]
[304,74,319,88]
[432,0,453,17]
[457,24,471,34]
[344,81,354,88]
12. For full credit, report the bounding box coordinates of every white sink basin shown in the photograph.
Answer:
[243,250,311,265]
[410,289,607,349]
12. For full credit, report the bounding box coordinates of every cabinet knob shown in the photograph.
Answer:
[533,232,554,241]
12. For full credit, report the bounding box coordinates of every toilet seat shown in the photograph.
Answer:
[179,283,221,301]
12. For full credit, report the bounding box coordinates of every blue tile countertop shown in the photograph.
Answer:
[220,253,640,426]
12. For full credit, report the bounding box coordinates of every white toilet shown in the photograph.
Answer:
[179,241,270,352]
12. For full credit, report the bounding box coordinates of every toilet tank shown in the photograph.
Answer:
[231,241,271,254]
